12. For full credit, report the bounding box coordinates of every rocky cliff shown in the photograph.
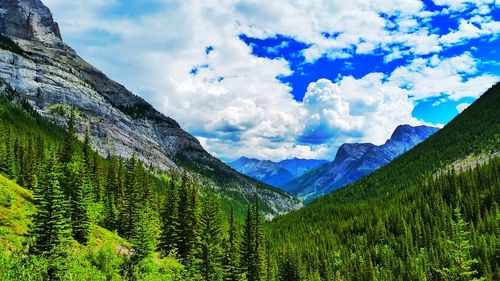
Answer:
[0,0,300,213]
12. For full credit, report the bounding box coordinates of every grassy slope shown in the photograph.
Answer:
[269,82,500,247]
[0,175,34,250]
[0,174,128,251]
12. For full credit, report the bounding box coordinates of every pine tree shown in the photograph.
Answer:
[131,204,159,267]
[437,205,484,281]
[241,204,254,279]
[60,111,76,164]
[29,154,71,279]
[119,155,139,238]
[82,126,92,172]
[198,194,224,281]
[178,176,200,262]
[223,207,241,281]
[103,156,119,230]
[278,251,302,281]
[159,174,181,256]
[72,175,91,244]
[251,196,263,281]
[240,196,264,281]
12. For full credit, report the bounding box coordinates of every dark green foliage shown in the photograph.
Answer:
[118,155,139,238]
[198,194,225,281]
[29,154,71,279]
[177,175,200,262]
[223,207,242,281]
[268,158,499,280]
[72,175,91,244]
[131,204,159,267]
[241,196,264,281]
[116,101,160,121]
[278,251,302,281]
[159,174,181,256]
[103,156,120,231]
[437,204,484,281]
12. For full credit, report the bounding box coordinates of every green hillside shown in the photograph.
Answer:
[267,83,500,280]
[0,174,183,281]
[0,85,264,280]
[0,174,34,250]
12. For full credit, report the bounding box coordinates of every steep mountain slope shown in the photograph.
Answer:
[278,158,329,178]
[283,125,438,202]
[0,0,299,213]
[268,82,500,279]
[228,157,327,187]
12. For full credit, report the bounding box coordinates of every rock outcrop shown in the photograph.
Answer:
[0,0,299,213]
[0,0,62,46]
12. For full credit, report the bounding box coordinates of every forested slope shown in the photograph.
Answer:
[0,89,269,280]
[267,83,500,280]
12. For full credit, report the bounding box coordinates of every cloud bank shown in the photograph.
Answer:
[43,0,499,160]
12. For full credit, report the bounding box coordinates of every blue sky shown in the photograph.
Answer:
[44,0,499,161]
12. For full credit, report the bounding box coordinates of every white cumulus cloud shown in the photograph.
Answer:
[41,0,499,161]
[456,102,471,113]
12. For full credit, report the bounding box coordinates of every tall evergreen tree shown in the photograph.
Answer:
[437,204,484,281]
[252,196,263,280]
[198,195,224,281]
[160,174,181,256]
[278,251,302,281]
[223,207,241,281]
[103,156,119,230]
[72,174,91,244]
[241,204,254,279]
[82,126,92,172]
[60,111,76,164]
[241,197,264,281]
[131,204,159,268]
[178,176,200,262]
[29,154,71,279]
[119,155,139,238]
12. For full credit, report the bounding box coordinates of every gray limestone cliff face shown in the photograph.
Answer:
[0,0,62,45]
[0,0,300,213]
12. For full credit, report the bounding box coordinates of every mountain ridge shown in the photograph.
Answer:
[228,157,328,187]
[283,124,439,202]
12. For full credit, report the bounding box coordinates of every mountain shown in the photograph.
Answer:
[283,125,439,202]
[0,0,299,214]
[228,157,328,187]
[278,158,329,177]
[268,83,500,279]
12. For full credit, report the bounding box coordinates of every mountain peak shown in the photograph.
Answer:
[0,0,62,45]
[284,124,439,202]
[334,143,375,163]
[390,124,439,143]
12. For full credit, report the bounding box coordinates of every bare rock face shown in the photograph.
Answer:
[0,0,62,46]
[0,0,300,213]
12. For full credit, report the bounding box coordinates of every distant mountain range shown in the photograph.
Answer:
[228,157,328,187]
[282,125,439,202]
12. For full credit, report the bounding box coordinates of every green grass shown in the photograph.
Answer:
[0,174,131,255]
[0,175,34,251]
